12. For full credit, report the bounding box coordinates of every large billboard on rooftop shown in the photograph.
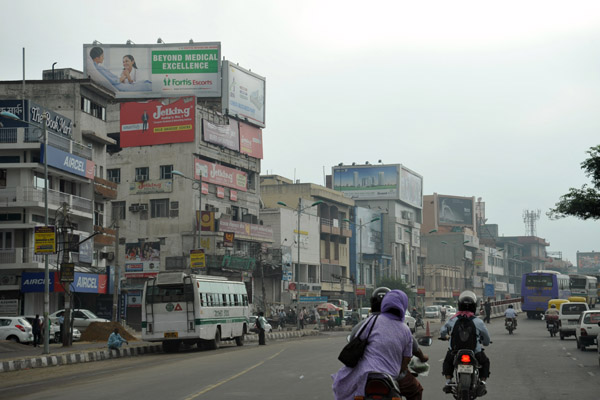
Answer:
[83,42,221,99]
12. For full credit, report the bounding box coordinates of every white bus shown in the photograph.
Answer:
[569,274,598,308]
[142,272,250,352]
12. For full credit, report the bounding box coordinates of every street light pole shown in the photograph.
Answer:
[172,170,202,250]
[1,111,50,354]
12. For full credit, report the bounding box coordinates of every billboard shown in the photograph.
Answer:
[0,100,73,138]
[194,158,248,191]
[202,119,239,151]
[83,43,221,99]
[438,195,474,226]
[239,121,264,159]
[222,61,266,127]
[577,252,600,273]
[332,165,400,200]
[400,167,423,208]
[42,144,95,179]
[124,241,160,277]
[120,97,195,147]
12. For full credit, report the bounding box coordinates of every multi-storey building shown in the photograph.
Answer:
[0,70,117,317]
[260,175,354,306]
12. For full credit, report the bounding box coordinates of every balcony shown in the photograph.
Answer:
[320,218,348,236]
[94,177,118,200]
[94,225,116,246]
[0,247,59,266]
[0,127,92,160]
[0,186,93,215]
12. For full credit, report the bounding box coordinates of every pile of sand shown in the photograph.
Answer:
[80,322,138,342]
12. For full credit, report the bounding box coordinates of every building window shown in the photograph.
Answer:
[107,168,121,183]
[111,201,126,220]
[135,167,149,182]
[160,165,173,180]
[150,199,169,218]
[247,172,254,191]
[0,169,6,188]
[0,230,13,249]
[231,206,239,221]
[81,97,106,121]
[94,202,104,226]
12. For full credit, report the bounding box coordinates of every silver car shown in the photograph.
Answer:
[49,309,109,332]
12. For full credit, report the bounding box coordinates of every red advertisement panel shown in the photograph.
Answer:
[194,158,247,191]
[239,122,263,159]
[120,97,195,147]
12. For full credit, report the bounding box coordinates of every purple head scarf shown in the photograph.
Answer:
[380,289,408,322]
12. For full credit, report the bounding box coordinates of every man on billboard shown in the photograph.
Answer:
[88,47,152,92]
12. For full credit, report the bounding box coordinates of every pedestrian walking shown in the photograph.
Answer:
[299,307,306,329]
[32,314,42,347]
[257,311,267,345]
[484,298,492,323]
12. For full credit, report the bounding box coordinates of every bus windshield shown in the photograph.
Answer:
[146,283,193,304]
[525,275,553,287]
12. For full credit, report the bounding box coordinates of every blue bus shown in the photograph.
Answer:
[521,270,571,319]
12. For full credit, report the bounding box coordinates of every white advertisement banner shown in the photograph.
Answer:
[222,61,266,127]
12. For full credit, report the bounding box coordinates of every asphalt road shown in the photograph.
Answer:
[0,318,598,399]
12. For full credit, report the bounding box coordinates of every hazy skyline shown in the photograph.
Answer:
[3,0,600,264]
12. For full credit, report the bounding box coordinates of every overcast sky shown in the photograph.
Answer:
[3,0,600,264]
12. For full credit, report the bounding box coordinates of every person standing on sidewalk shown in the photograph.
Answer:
[484,298,492,323]
[32,314,42,347]
[299,307,305,329]
[258,312,267,345]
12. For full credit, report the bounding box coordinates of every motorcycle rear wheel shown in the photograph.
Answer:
[457,373,472,400]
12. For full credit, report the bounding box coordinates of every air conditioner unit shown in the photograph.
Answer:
[401,211,413,221]
[138,204,148,211]
[135,175,147,182]
[129,204,139,212]
[100,252,115,261]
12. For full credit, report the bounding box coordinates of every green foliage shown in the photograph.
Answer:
[548,145,600,221]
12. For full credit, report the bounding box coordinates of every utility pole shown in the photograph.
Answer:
[112,221,120,322]
[59,204,73,347]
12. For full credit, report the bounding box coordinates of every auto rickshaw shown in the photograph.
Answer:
[548,299,569,310]
[317,303,342,330]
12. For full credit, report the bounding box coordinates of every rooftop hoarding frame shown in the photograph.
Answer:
[437,194,475,227]
[222,60,266,128]
[332,164,400,200]
[83,42,221,99]
[400,166,423,209]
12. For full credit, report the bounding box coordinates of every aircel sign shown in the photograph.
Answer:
[20,272,107,293]
[41,144,95,179]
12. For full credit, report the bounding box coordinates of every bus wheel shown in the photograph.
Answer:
[235,334,244,346]
[208,330,221,350]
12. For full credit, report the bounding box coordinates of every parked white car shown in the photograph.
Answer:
[49,309,109,332]
[0,316,33,344]
[574,310,600,351]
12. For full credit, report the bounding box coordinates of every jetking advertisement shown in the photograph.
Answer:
[120,97,195,147]
[83,42,221,99]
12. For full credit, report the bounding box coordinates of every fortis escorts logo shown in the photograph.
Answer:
[163,75,213,87]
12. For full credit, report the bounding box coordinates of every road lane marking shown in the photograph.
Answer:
[571,357,577,361]
[184,348,286,399]
[588,372,595,377]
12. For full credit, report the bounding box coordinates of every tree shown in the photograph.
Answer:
[548,145,600,220]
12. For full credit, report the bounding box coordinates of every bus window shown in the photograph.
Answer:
[222,294,228,306]
[233,294,239,306]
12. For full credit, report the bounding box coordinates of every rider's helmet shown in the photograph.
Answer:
[508,304,514,308]
[457,290,478,313]
[370,287,391,313]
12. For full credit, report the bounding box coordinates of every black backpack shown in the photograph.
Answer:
[450,315,478,351]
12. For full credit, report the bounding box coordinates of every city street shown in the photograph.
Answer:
[0,317,598,399]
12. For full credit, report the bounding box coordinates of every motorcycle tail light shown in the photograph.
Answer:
[365,380,390,395]
[460,354,472,363]
[15,324,26,332]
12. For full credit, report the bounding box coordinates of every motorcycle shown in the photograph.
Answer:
[545,315,559,337]
[355,372,402,400]
[442,349,487,400]
[414,314,424,330]
[505,318,515,334]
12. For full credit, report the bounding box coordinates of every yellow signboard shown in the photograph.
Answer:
[190,249,206,269]
[34,226,56,254]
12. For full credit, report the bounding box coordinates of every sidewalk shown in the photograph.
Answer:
[0,328,322,374]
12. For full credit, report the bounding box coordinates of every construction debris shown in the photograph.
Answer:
[80,322,138,342]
